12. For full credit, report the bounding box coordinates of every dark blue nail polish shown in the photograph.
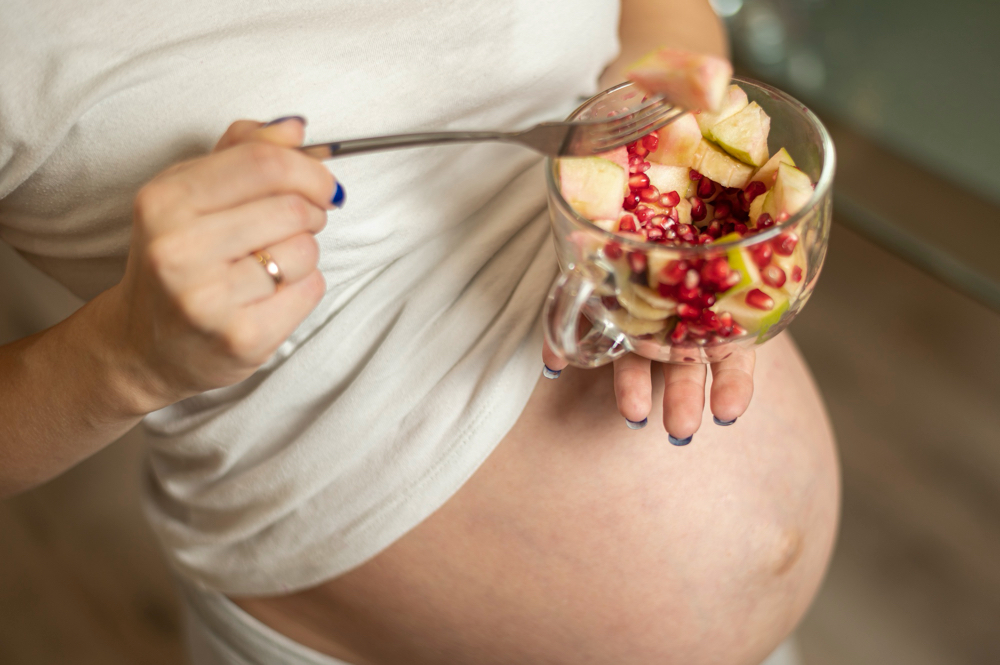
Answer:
[331,182,346,208]
[713,416,737,426]
[542,365,561,380]
[626,418,648,430]
[263,115,306,127]
[668,434,693,446]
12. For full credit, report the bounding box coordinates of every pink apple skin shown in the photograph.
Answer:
[648,113,701,167]
[597,146,629,172]
[625,48,733,112]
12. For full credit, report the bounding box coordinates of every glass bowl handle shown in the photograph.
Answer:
[543,270,629,368]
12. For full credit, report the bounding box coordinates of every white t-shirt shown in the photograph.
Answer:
[0,0,620,594]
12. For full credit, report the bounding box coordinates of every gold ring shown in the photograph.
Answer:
[253,250,283,287]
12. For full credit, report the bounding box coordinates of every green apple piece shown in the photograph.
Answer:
[646,249,676,289]
[715,232,760,296]
[591,218,617,232]
[645,164,693,198]
[692,139,754,188]
[706,102,771,167]
[632,283,678,312]
[617,282,674,320]
[675,197,692,225]
[713,285,789,336]
[762,163,813,220]
[625,48,733,112]
[749,192,768,226]
[609,308,670,336]
[559,157,627,222]
[773,243,807,297]
[694,84,748,134]
[648,113,702,167]
[750,147,795,187]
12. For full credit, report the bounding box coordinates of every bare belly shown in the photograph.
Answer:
[235,334,840,665]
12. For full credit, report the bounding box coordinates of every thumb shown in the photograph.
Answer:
[213,115,307,152]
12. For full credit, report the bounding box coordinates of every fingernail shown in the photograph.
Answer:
[713,416,737,426]
[668,434,693,446]
[542,364,561,380]
[263,115,307,127]
[331,181,346,208]
[625,418,648,430]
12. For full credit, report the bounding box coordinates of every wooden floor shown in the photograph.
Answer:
[2,179,999,662]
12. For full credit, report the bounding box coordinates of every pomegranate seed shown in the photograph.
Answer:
[664,227,677,240]
[636,161,651,173]
[670,321,689,343]
[684,269,700,289]
[776,212,790,222]
[675,285,701,304]
[687,323,709,338]
[736,190,750,211]
[689,169,703,181]
[648,214,667,227]
[628,173,650,189]
[731,323,747,337]
[701,257,731,284]
[745,180,767,203]
[677,224,697,242]
[701,310,721,330]
[718,269,742,291]
[600,295,621,310]
[690,198,707,222]
[646,226,664,241]
[677,302,701,320]
[661,190,681,207]
[761,264,787,288]
[660,260,688,285]
[623,192,640,210]
[666,207,680,223]
[731,205,749,222]
[734,222,748,235]
[635,205,655,222]
[791,266,803,282]
[641,133,659,152]
[697,177,715,199]
[718,312,733,328]
[722,222,736,235]
[627,252,648,275]
[688,257,705,270]
[699,292,717,308]
[697,233,713,244]
[628,154,643,169]
[749,242,773,268]
[618,214,638,232]
[713,200,732,219]
[604,242,623,259]
[638,186,661,202]
[756,212,774,228]
[657,282,675,298]
[723,186,739,195]
[745,288,775,310]
[773,232,799,256]
[634,144,650,158]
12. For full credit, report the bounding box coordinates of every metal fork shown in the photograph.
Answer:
[299,96,684,160]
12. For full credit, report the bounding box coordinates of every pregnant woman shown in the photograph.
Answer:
[0,0,838,663]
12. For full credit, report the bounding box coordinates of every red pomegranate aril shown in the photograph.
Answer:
[722,221,736,235]
[604,242,623,259]
[698,233,714,244]
[641,133,659,152]
[666,207,680,223]
[623,192,640,210]
[684,268,700,289]
[756,212,774,228]
[638,186,661,202]
[699,292,717,308]
[600,295,621,310]
[677,302,701,320]
[661,190,681,207]
[628,173,650,189]
[776,212,790,222]
[773,232,799,256]
[700,310,721,330]
[731,205,749,222]
[736,190,750,211]
[633,144,650,158]
[657,282,674,298]
[745,288,775,310]
[718,311,733,328]
[697,177,715,199]
[713,200,732,219]
[636,161,651,173]
[665,227,678,241]
[648,214,667,227]
[761,264,787,288]
[731,323,747,337]
[718,269,742,291]
[627,251,648,275]
[687,323,709,338]
[635,205,655,222]
[791,266,803,282]
[646,226,665,241]
[670,321,689,343]
[749,242,773,268]
[660,259,688,285]
[618,214,638,232]
[690,198,707,222]
[689,169,703,181]
[676,284,701,304]
[677,224,697,242]
[744,180,767,203]
[701,257,731,284]
[734,222,749,235]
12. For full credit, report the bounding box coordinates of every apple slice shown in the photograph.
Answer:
[632,283,679,312]
[598,146,629,172]
[749,192,768,226]
[625,48,733,112]
[714,232,761,296]
[762,163,813,221]
[648,113,701,166]
[750,147,795,187]
[608,308,670,336]
[712,285,789,336]
[694,84,748,134]
[691,139,754,188]
[616,282,673,320]
[675,198,692,225]
[559,157,627,221]
[707,102,771,167]
[772,243,807,297]
[645,163,693,198]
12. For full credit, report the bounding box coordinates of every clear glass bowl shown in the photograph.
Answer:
[544,77,835,367]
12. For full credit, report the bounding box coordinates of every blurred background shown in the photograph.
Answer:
[2,1,998,663]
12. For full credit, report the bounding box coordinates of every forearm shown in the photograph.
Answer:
[601,0,728,89]
[0,286,155,497]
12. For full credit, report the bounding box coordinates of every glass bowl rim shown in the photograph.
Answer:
[544,75,836,253]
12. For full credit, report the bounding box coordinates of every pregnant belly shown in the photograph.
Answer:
[236,334,840,665]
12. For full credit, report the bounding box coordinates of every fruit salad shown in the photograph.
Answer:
[555,68,819,351]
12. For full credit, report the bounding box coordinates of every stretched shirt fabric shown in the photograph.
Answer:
[0,0,620,594]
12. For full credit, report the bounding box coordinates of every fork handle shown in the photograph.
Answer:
[300,130,509,160]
